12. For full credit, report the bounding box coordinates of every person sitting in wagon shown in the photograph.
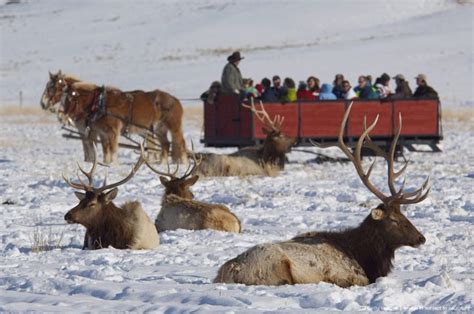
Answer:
[280,77,297,102]
[413,74,438,98]
[307,76,321,98]
[243,78,260,99]
[319,83,337,100]
[342,80,358,100]
[297,81,314,100]
[354,75,379,99]
[200,81,221,105]
[332,74,345,99]
[374,73,392,99]
[390,74,413,99]
[260,77,279,102]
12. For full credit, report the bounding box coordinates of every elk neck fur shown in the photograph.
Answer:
[293,214,397,284]
[82,200,159,250]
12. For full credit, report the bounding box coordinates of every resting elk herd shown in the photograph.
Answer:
[40,71,431,288]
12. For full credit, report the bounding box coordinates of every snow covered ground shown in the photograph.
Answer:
[1,0,473,312]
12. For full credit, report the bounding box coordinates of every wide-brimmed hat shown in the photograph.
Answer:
[227,51,244,62]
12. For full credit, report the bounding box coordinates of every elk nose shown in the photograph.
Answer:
[418,235,426,244]
[64,213,71,222]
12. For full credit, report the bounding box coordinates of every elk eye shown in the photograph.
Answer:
[72,91,77,96]
[58,80,63,83]
[390,218,399,226]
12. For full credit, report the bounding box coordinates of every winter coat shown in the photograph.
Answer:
[413,85,438,98]
[332,85,345,99]
[297,89,315,100]
[261,88,279,102]
[390,80,413,99]
[246,86,259,98]
[319,84,337,100]
[280,88,297,102]
[344,88,358,100]
[221,63,243,94]
[355,83,379,99]
[375,83,392,99]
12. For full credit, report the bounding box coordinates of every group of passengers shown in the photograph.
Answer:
[201,51,439,104]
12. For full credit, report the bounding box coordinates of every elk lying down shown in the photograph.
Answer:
[63,148,159,250]
[214,103,429,287]
[194,101,296,177]
[146,152,241,233]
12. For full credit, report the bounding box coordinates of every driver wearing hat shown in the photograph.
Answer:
[221,51,245,94]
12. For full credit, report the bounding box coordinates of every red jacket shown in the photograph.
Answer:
[297,89,315,100]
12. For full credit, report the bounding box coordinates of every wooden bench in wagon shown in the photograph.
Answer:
[202,94,443,155]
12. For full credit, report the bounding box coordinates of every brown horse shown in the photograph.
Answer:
[41,71,187,164]
[62,82,186,164]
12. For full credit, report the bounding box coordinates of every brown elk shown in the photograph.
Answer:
[63,147,159,250]
[195,100,297,176]
[145,149,241,233]
[214,103,429,287]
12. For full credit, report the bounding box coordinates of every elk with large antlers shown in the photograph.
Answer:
[195,100,296,177]
[214,103,429,287]
[63,147,159,250]
[146,148,241,233]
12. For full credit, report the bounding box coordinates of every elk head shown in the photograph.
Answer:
[145,146,202,200]
[63,146,145,228]
[315,102,429,250]
[41,70,66,111]
[243,100,297,167]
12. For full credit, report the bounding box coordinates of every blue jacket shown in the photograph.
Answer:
[319,84,337,100]
[261,88,279,102]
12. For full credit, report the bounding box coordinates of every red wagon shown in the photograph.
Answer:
[202,94,442,153]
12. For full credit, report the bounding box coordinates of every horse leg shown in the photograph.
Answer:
[76,122,94,162]
[155,122,170,164]
[170,126,187,164]
[145,133,160,162]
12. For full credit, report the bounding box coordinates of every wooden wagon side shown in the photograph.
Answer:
[202,94,442,152]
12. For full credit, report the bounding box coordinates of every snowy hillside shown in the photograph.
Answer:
[1,0,473,312]
[0,0,473,106]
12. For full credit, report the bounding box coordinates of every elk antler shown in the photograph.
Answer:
[63,143,145,193]
[145,140,202,180]
[242,99,285,132]
[314,102,430,205]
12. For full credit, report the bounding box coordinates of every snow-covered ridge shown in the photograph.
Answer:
[1,0,473,106]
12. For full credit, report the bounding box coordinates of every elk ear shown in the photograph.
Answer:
[74,191,86,201]
[104,188,118,204]
[371,207,385,220]
[185,175,199,186]
[49,71,53,79]
[261,127,271,135]
[159,176,169,186]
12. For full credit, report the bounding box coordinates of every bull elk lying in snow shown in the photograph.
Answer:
[145,150,241,233]
[194,100,297,177]
[63,147,159,250]
[214,103,430,287]
[40,70,187,164]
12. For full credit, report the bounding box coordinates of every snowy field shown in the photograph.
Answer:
[1,0,473,312]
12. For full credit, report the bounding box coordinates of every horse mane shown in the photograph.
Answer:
[71,82,98,91]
